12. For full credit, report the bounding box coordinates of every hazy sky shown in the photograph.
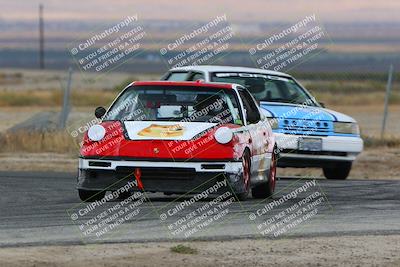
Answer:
[1,0,400,23]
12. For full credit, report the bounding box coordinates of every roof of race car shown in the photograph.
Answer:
[170,65,292,78]
[131,81,234,89]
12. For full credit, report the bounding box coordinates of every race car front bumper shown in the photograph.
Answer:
[274,133,363,167]
[77,157,246,194]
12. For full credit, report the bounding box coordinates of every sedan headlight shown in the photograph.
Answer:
[267,117,278,129]
[333,122,359,135]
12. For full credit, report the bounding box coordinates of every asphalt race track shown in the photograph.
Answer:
[0,171,399,247]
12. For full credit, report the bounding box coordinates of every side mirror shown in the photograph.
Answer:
[95,106,106,119]
[319,102,325,108]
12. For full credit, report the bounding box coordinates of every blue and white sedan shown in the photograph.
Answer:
[161,65,363,179]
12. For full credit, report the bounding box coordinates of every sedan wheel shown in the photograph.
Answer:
[323,162,352,180]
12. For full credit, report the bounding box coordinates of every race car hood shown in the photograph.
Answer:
[260,102,356,122]
[123,121,217,140]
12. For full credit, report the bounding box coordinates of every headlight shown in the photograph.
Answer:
[333,122,359,134]
[268,117,278,129]
[88,125,106,141]
[214,127,233,144]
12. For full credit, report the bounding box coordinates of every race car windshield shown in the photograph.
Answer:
[103,85,243,125]
[211,72,318,106]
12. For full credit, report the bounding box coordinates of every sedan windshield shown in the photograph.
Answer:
[104,85,243,125]
[211,72,318,106]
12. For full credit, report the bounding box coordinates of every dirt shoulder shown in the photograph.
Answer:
[0,235,399,267]
[1,147,399,179]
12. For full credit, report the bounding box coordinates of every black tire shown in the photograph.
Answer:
[252,147,277,199]
[78,189,106,202]
[323,162,352,180]
[116,191,131,200]
[236,152,251,201]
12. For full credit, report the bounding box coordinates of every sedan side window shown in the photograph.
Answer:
[187,72,205,81]
[163,72,189,81]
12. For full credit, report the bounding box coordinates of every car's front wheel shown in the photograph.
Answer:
[78,189,106,202]
[235,152,251,201]
[252,148,277,199]
[323,162,352,180]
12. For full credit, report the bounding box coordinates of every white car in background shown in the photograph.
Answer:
[161,65,363,180]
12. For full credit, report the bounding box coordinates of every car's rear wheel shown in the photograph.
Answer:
[78,189,106,202]
[252,148,277,199]
[323,162,352,180]
[236,152,251,201]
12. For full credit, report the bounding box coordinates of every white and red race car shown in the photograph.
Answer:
[78,81,277,201]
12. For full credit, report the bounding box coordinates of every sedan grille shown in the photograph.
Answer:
[116,166,196,180]
[280,119,331,136]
